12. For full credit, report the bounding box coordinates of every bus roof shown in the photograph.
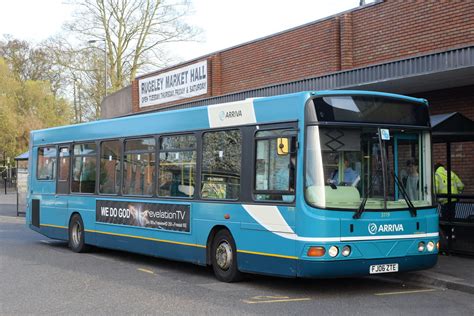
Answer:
[30,90,427,146]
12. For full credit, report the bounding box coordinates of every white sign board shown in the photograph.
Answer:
[380,129,390,140]
[208,99,256,128]
[139,60,208,108]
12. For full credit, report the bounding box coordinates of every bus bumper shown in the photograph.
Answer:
[297,254,438,278]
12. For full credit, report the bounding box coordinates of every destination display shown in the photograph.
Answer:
[96,200,190,232]
[139,60,208,107]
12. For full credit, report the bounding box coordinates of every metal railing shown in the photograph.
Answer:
[438,194,474,255]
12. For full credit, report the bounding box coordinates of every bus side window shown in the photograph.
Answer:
[71,143,97,193]
[158,134,196,198]
[254,129,297,202]
[123,138,155,196]
[201,130,241,200]
[37,146,57,181]
[99,140,121,194]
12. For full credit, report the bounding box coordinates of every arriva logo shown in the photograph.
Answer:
[368,223,404,235]
[218,111,226,121]
[218,110,243,121]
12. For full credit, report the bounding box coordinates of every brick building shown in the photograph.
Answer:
[102,0,474,192]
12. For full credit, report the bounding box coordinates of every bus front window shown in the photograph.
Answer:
[305,126,432,210]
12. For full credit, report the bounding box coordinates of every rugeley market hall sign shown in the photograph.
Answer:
[139,60,208,108]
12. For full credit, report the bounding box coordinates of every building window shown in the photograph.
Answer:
[254,129,297,202]
[99,140,121,194]
[71,143,97,193]
[37,147,57,180]
[123,138,155,195]
[158,134,196,198]
[201,130,241,200]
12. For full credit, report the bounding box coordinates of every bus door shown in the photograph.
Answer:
[57,145,71,194]
[51,144,71,227]
[241,123,298,260]
[31,145,65,230]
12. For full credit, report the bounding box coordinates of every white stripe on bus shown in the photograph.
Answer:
[242,204,438,243]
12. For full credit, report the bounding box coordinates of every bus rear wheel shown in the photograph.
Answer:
[211,229,242,282]
[68,214,89,253]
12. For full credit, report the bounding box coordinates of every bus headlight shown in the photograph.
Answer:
[427,241,435,252]
[341,245,351,257]
[418,242,425,252]
[328,246,339,257]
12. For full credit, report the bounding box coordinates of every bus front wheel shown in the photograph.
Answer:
[68,214,89,253]
[211,229,242,282]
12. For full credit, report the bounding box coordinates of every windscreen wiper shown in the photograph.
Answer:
[391,171,417,217]
[353,178,372,219]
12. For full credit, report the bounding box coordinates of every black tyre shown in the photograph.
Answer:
[211,229,242,282]
[68,214,89,253]
[439,227,449,255]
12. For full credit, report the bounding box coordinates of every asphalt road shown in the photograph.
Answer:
[1,214,473,315]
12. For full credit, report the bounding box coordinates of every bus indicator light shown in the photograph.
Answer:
[307,246,325,257]
[418,242,425,252]
[224,214,230,220]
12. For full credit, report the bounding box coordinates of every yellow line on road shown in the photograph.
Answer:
[243,297,311,304]
[375,289,437,296]
[137,268,155,275]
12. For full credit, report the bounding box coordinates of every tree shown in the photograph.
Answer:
[41,37,103,121]
[0,57,72,158]
[0,58,20,158]
[65,0,199,92]
[0,37,64,96]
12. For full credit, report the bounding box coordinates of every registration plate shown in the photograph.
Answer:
[369,263,399,274]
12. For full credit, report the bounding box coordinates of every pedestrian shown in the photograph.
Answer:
[434,163,464,219]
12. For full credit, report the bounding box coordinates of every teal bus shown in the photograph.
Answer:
[27,90,438,282]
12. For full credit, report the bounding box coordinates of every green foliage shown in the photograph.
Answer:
[0,57,72,160]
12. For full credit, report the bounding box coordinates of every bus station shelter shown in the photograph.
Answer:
[431,113,474,255]
[15,151,28,216]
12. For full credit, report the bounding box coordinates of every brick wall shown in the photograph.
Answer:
[418,86,474,121]
[219,18,340,94]
[131,0,474,113]
[350,0,474,67]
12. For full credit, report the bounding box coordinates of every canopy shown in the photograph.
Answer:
[431,112,474,143]
[14,151,29,161]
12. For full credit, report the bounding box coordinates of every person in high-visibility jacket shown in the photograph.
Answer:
[434,163,464,204]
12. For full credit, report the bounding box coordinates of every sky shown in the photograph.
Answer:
[0,0,372,62]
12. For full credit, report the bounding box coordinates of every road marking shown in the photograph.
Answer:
[137,268,155,275]
[88,254,110,261]
[242,296,311,304]
[375,289,437,296]
[40,240,52,244]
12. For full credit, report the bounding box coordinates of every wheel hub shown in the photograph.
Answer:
[72,222,82,247]
[216,240,233,270]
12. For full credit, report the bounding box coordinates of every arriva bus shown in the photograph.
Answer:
[27,91,438,282]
